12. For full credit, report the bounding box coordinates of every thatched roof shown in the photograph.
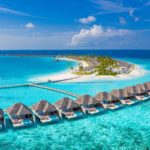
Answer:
[95,92,116,102]
[136,84,147,93]
[110,89,129,98]
[32,100,57,113]
[0,109,4,119]
[7,103,32,117]
[54,97,80,110]
[125,86,142,95]
[144,82,150,90]
[76,95,99,106]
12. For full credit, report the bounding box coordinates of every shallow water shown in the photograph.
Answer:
[0,55,149,150]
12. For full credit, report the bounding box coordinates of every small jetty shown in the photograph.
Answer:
[31,84,80,98]
[0,81,150,130]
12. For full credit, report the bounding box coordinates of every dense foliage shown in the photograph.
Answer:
[73,56,120,76]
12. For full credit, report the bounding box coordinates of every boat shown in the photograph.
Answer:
[32,100,60,123]
[54,97,84,119]
[0,109,5,130]
[76,95,105,115]
[6,103,35,128]
[95,92,122,110]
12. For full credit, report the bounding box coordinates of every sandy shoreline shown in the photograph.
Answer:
[30,57,147,83]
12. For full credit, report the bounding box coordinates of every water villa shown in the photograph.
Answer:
[0,81,149,130]
[0,109,5,130]
[144,82,150,95]
[124,86,144,102]
[76,95,104,114]
[54,97,84,119]
[32,100,60,123]
[7,103,35,128]
[110,89,134,105]
[95,92,122,110]
[136,83,150,100]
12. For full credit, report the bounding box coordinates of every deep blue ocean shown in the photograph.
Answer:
[0,49,150,59]
[0,50,149,150]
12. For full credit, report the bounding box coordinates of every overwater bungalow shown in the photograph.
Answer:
[110,89,135,105]
[0,109,5,130]
[125,86,144,101]
[76,95,104,114]
[32,100,60,123]
[7,103,35,128]
[144,82,150,95]
[135,84,150,100]
[95,92,122,110]
[54,97,84,119]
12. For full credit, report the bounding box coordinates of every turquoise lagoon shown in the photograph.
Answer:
[0,55,149,150]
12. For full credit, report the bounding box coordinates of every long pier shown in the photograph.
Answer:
[31,84,80,98]
[0,81,49,89]
[0,82,80,98]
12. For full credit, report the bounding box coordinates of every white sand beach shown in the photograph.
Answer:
[30,57,147,83]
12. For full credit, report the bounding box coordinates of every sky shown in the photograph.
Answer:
[0,0,150,50]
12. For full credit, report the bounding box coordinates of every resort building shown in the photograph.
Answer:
[144,82,150,93]
[54,97,84,119]
[76,94,104,114]
[32,100,60,123]
[125,86,145,101]
[110,89,135,105]
[95,92,122,110]
[7,103,35,128]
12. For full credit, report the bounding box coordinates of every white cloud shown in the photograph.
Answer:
[25,22,35,29]
[134,17,140,22]
[129,8,140,22]
[145,1,150,6]
[129,8,134,17]
[119,17,127,25]
[79,16,96,24]
[92,0,130,15]
[71,25,131,45]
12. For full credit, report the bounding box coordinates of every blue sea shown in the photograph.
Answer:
[0,50,149,150]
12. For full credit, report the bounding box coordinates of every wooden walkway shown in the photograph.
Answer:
[0,81,49,89]
[0,83,30,89]
[31,84,80,98]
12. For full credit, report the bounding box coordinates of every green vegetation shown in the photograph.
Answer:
[95,56,119,76]
[68,55,121,76]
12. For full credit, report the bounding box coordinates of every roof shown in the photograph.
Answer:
[76,95,99,105]
[0,109,4,119]
[136,84,147,93]
[144,82,150,90]
[7,103,32,116]
[125,86,142,96]
[95,92,116,101]
[110,89,129,98]
[32,100,57,113]
[54,97,80,110]
[117,60,130,67]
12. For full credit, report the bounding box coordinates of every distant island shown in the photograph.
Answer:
[31,55,144,83]
[65,55,134,76]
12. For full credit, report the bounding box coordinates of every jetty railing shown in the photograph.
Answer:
[30,84,80,98]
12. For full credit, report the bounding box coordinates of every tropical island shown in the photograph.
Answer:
[64,55,134,76]
[31,55,144,83]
